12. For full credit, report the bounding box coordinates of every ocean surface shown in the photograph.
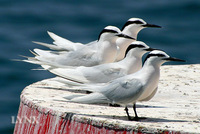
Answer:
[0,0,200,133]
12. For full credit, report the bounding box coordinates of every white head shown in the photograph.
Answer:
[124,41,155,58]
[121,18,161,39]
[143,50,185,67]
[98,26,120,41]
[98,26,135,42]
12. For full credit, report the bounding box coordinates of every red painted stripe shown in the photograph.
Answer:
[14,100,175,134]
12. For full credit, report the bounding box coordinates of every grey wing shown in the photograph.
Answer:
[47,66,91,83]
[68,78,144,105]
[100,66,125,77]
[43,49,97,67]
[65,49,98,66]
[83,65,125,83]
[102,78,144,105]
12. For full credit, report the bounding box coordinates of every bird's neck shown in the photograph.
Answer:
[138,61,161,85]
[135,61,162,101]
[98,40,117,63]
[115,39,135,61]
[119,53,142,74]
[122,26,144,39]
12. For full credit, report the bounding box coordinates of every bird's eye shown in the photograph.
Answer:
[154,54,166,57]
[132,20,144,24]
[143,53,166,64]
[148,53,166,58]
[124,44,145,57]
[121,20,144,30]
[133,44,145,48]
[101,29,118,34]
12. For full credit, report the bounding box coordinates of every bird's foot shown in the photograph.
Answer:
[109,103,121,107]
[128,116,147,121]
[86,91,92,94]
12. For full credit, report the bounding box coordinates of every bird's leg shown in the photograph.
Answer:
[124,106,133,120]
[133,103,139,121]
[132,103,147,121]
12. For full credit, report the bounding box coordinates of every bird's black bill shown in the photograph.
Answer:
[116,33,135,40]
[164,57,186,62]
[143,23,161,28]
[144,48,157,51]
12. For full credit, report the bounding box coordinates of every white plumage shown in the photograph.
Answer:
[33,18,161,61]
[64,50,185,120]
[24,26,134,67]
[42,41,155,84]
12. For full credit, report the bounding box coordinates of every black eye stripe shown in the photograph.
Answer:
[121,20,144,30]
[133,44,145,48]
[98,29,118,41]
[124,44,145,57]
[143,53,166,64]
[132,20,144,24]
[149,54,166,57]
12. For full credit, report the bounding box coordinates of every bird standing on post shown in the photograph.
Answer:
[64,50,185,121]
[115,18,161,61]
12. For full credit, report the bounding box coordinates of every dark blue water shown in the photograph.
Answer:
[0,1,200,133]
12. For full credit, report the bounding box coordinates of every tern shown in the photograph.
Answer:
[43,41,155,84]
[64,50,185,121]
[24,26,134,67]
[33,18,161,61]
[115,18,161,61]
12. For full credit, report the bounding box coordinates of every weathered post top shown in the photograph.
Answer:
[14,64,200,134]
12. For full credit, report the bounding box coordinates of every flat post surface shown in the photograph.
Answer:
[14,64,200,134]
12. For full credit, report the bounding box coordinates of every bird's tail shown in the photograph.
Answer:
[74,83,106,93]
[65,92,109,104]
[33,49,55,58]
[17,51,58,68]
[52,77,84,86]
[33,41,70,51]
[47,31,77,51]
[16,53,44,65]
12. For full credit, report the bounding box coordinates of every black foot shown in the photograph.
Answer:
[128,116,147,121]
[124,106,146,121]
[86,91,92,94]
[109,103,121,107]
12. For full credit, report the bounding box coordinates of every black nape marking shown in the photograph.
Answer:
[124,44,145,57]
[121,20,144,31]
[143,53,166,64]
[98,29,118,41]
[116,34,135,40]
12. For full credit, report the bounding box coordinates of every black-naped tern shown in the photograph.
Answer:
[42,41,155,85]
[24,26,134,67]
[64,50,185,121]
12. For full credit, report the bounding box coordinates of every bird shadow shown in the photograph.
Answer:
[36,86,187,123]
[78,113,188,123]
[128,104,166,109]
[52,99,187,123]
